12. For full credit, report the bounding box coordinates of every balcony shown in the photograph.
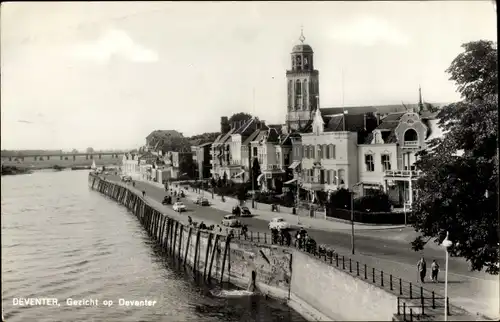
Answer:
[403,140,419,147]
[262,164,283,172]
[301,182,324,191]
[385,170,421,178]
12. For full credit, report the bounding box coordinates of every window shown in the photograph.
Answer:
[253,147,257,157]
[330,144,336,159]
[320,170,325,184]
[365,154,374,172]
[326,170,330,184]
[311,145,315,159]
[295,80,302,109]
[331,170,337,185]
[338,169,345,185]
[276,152,281,164]
[381,154,391,171]
[318,145,323,159]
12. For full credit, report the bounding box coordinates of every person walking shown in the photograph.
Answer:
[417,257,427,283]
[431,260,440,283]
[142,190,146,198]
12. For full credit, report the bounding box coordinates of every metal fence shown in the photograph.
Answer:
[223,226,450,318]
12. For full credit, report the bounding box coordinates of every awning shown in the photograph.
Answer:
[233,171,245,178]
[284,178,297,185]
[288,161,301,170]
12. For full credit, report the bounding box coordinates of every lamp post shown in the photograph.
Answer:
[441,231,452,321]
[350,182,363,255]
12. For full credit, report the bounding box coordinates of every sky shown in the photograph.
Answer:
[1,1,497,151]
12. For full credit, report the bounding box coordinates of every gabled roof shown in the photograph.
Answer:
[324,114,366,132]
[266,128,281,143]
[198,142,212,148]
[320,104,410,116]
[242,129,261,145]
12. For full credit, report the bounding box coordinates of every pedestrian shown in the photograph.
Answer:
[417,257,427,283]
[142,190,146,198]
[431,260,439,283]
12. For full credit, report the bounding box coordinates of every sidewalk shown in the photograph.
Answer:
[124,177,499,319]
[179,185,407,231]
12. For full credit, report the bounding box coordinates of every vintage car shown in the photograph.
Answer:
[221,214,241,227]
[240,206,252,217]
[195,196,210,206]
[173,202,187,212]
[268,217,291,230]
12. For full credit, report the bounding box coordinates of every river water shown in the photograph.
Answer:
[1,170,302,322]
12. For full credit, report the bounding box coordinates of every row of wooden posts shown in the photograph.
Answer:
[89,174,232,284]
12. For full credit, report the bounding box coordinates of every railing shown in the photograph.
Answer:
[397,296,449,321]
[263,164,282,171]
[385,170,421,178]
[97,173,453,318]
[403,140,419,147]
[217,225,452,317]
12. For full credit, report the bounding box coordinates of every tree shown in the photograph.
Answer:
[236,185,247,205]
[410,40,498,274]
[229,112,253,124]
[329,188,351,210]
[251,158,261,189]
[222,171,228,185]
[71,149,78,153]
[179,157,196,179]
[86,147,94,153]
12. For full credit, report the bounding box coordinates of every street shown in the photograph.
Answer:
[105,175,499,319]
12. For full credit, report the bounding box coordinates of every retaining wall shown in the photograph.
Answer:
[88,175,292,300]
[89,174,469,321]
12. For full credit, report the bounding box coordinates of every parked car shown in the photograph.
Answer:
[221,214,241,227]
[173,202,187,212]
[268,217,290,230]
[240,206,252,217]
[195,197,210,206]
[121,175,132,182]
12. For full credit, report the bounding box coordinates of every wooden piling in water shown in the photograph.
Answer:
[193,230,201,273]
[184,227,192,267]
[177,224,183,261]
[220,235,231,284]
[203,233,213,280]
[172,221,178,258]
[207,234,219,282]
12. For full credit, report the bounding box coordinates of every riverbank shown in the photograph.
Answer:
[1,165,33,176]
[90,174,487,321]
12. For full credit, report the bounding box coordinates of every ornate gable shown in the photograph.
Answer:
[312,108,324,135]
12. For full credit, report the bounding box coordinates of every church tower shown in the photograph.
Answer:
[286,28,320,131]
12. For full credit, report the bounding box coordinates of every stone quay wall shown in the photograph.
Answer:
[89,174,464,321]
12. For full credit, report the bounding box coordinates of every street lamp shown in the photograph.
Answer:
[441,231,452,321]
[350,182,363,255]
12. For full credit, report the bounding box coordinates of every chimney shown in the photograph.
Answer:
[220,116,230,134]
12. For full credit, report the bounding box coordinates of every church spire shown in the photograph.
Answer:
[299,25,306,43]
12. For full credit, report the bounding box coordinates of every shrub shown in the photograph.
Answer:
[353,190,392,212]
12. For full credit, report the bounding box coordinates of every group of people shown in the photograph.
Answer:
[417,257,440,283]
[294,228,317,253]
[270,227,292,246]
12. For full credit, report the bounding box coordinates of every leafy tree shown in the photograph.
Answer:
[86,147,94,153]
[329,188,351,210]
[353,190,392,212]
[410,40,498,274]
[71,149,78,153]
[179,156,196,179]
[229,112,253,124]
[251,158,261,188]
[236,185,248,205]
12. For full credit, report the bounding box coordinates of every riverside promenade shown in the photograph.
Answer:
[105,175,498,320]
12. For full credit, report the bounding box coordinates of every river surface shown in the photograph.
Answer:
[1,170,303,322]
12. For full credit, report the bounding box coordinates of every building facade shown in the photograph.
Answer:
[286,30,320,131]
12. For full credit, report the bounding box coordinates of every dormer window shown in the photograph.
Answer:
[403,129,419,147]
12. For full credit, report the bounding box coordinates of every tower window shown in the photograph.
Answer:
[303,79,308,110]
[295,55,302,70]
[295,80,302,109]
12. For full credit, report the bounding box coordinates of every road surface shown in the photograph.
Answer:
[103,175,499,319]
